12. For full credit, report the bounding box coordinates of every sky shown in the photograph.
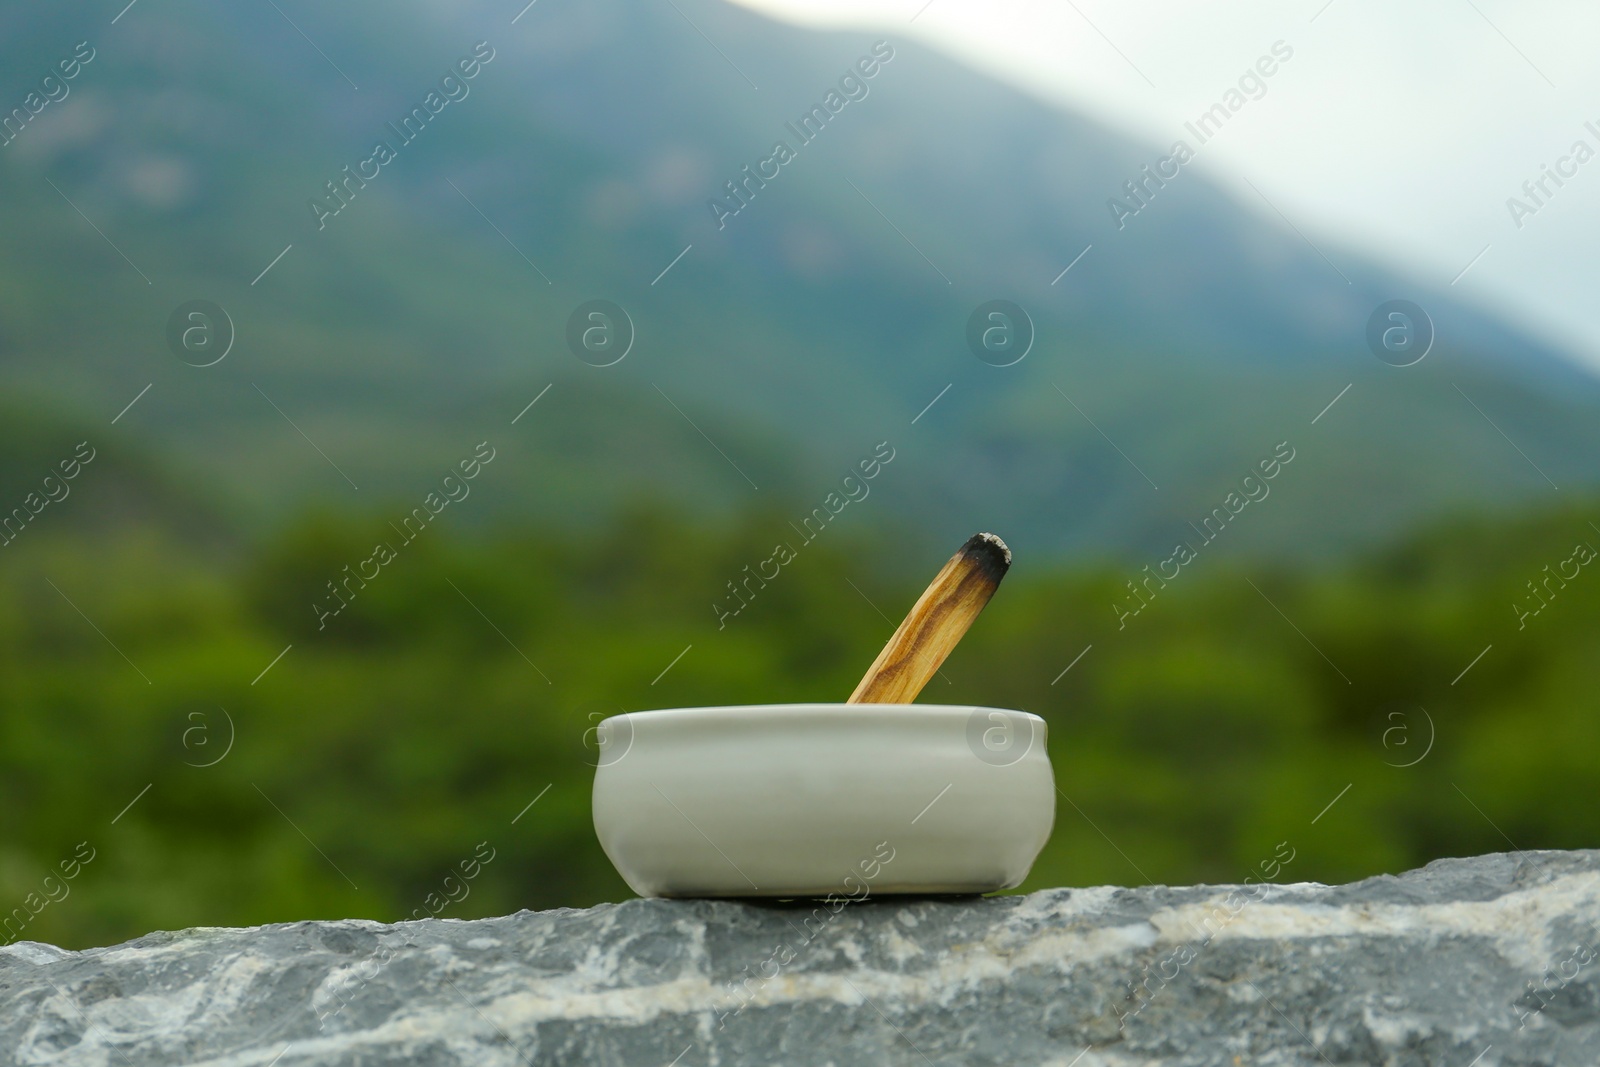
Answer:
[735,0,1600,373]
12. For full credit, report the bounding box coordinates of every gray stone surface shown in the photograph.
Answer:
[4,850,1599,1066]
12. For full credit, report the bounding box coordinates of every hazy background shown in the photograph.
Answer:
[1,0,1596,950]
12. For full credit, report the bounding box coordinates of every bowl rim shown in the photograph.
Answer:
[592,703,1049,739]
[594,703,1045,726]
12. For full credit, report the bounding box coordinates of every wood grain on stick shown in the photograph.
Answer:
[847,532,1011,704]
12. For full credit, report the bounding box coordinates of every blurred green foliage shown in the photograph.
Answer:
[1,496,1597,950]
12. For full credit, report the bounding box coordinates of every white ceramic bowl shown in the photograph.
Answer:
[591,704,1055,898]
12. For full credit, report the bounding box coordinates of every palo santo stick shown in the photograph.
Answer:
[847,532,1011,704]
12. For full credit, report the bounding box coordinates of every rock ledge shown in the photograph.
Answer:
[4,850,1599,1066]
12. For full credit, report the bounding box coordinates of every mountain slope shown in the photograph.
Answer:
[0,0,1594,559]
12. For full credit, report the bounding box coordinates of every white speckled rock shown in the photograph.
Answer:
[3,851,1598,1066]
